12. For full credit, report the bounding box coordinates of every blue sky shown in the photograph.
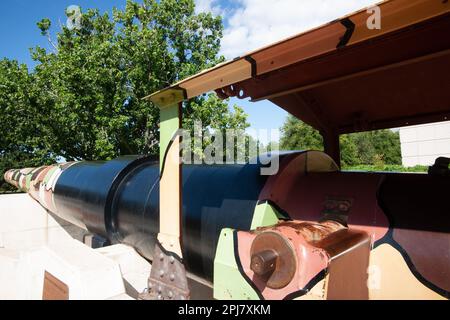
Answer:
[0,1,126,67]
[0,0,378,136]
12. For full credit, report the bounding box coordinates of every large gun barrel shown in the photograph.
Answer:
[4,156,268,282]
[5,151,449,299]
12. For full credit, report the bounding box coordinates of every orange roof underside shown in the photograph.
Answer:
[147,0,450,134]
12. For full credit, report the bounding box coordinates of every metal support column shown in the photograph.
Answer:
[322,130,341,168]
[141,89,190,300]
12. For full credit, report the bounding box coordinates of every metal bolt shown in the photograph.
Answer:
[158,286,162,293]
[159,253,164,260]
[170,256,175,264]
[160,270,165,277]
[168,291,173,299]
[170,274,175,281]
[250,250,278,277]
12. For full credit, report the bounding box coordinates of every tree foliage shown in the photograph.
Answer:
[30,0,247,161]
[280,115,402,167]
[280,115,324,151]
[1,0,250,190]
[0,59,55,191]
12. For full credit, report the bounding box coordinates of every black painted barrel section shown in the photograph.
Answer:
[53,156,269,281]
[109,159,161,261]
[182,163,267,279]
[54,156,151,235]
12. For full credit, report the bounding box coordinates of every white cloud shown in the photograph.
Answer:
[195,0,213,13]
[194,0,225,16]
[197,0,380,59]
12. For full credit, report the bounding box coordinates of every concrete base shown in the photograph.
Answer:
[0,194,151,300]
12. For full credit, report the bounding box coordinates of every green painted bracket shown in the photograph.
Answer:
[213,202,285,299]
[250,201,284,230]
[159,103,181,171]
[213,228,260,300]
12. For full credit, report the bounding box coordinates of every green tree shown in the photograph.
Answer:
[1,0,251,191]
[0,59,55,191]
[339,134,358,167]
[279,115,402,167]
[348,131,376,164]
[183,94,250,162]
[370,130,402,165]
[348,130,402,165]
[31,0,247,161]
[280,115,323,151]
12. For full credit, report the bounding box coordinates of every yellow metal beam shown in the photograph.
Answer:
[157,101,183,257]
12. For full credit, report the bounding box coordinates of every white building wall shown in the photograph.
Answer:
[400,120,450,167]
